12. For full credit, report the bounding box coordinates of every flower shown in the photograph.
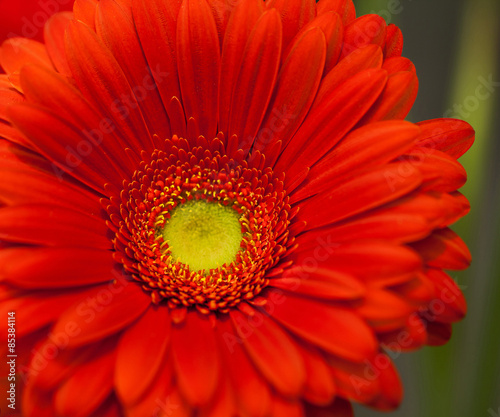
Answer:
[0,0,474,416]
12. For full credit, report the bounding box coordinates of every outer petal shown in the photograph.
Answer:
[276,68,387,180]
[171,310,219,406]
[268,292,378,362]
[115,306,171,405]
[0,247,114,288]
[50,283,150,347]
[230,309,306,396]
[54,345,116,417]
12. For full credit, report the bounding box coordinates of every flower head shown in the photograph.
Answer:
[0,0,473,416]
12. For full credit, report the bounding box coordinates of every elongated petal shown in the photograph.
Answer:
[292,120,420,201]
[0,204,110,249]
[44,12,73,76]
[216,317,271,417]
[230,309,306,396]
[96,0,171,142]
[277,68,387,179]
[0,247,114,288]
[415,118,475,159]
[218,0,263,134]
[177,0,220,139]
[298,162,422,229]
[0,38,54,74]
[171,311,219,406]
[269,293,378,361]
[227,10,282,150]
[133,0,184,127]
[54,346,115,417]
[51,283,150,347]
[256,27,326,155]
[115,306,171,405]
[267,0,316,52]
[65,20,153,154]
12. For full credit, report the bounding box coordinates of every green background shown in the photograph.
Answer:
[353,0,500,416]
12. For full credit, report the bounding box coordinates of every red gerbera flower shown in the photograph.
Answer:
[0,0,473,416]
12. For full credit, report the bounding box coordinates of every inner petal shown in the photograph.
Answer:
[162,199,243,272]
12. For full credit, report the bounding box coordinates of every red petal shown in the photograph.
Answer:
[54,346,115,417]
[0,204,110,249]
[216,317,271,417]
[317,0,356,25]
[378,314,428,352]
[291,240,422,286]
[0,289,100,339]
[227,9,282,151]
[383,56,416,74]
[19,64,136,169]
[73,0,98,30]
[341,14,387,59]
[0,154,101,213]
[408,149,467,192]
[298,343,336,405]
[356,289,415,332]
[366,355,402,410]
[177,0,220,139]
[255,26,326,156]
[359,70,418,123]
[133,0,184,128]
[292,120,420,201]
[8,103,126,192]
[0,38,54,74]
[411,228,471,270]
[270,270,365,301]
[96,0,171,142]
[230,309,306,396]
[267,0,316,52]
[327,355,380,403]
[115,306,171,405]
[313,44,383,110]
[269,292,378,362]
[383,24,403,58]
[44,12,73,76]
[218,0,263,135]
[425,321,452,346]
[51,282,150,347]
[125,353,184,417]
[0,247,114,288]
[65,20,153,154]
[277,68,387,178]
[415,118,475,159]
[268,396,304,417]
[297,162,422,230]
[425,268,467,322]
[290,11,343,75]
[171,310,219,406]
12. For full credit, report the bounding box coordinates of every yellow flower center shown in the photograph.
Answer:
[162,199,243,272]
